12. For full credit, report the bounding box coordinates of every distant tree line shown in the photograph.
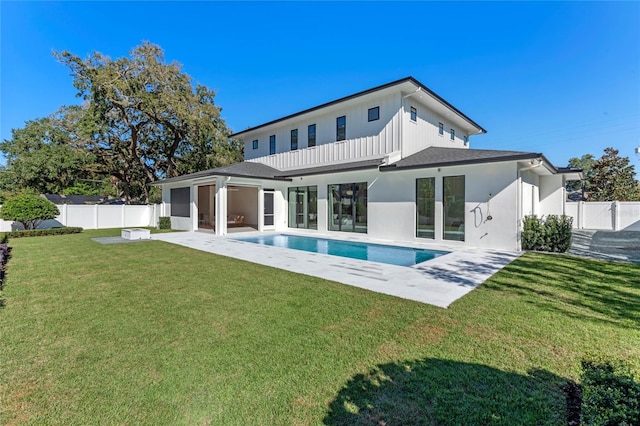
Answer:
[0,42,243,204]
[566,147,640,202]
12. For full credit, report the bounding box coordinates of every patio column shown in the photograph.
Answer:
[215,176,228,236]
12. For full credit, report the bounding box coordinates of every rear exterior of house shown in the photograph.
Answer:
[156,77,579,251]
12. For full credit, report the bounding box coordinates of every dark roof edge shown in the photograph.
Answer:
[405,77,487,134]
[151,172,292,185]
[379,152,544,172]
[557,167,583,173]
[280,162,381,178]
[231,76,486,137]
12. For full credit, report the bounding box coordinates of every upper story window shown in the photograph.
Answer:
[368,106,380,122]
[291,129,298,151]
[463,135,468,146]
[252,139,258,150]
[336,116,346,141]
[269,135,276,155]
[308,124,316,147]
[410,106,417,122]
[439,122,444,136]
[450,129,455,141]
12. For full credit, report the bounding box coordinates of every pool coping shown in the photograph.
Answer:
[151,230,521,308]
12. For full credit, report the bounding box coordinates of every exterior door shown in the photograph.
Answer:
[263,191,274,227]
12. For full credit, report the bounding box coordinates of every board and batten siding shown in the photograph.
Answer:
[401,99,469,158]
[243,92,402,170]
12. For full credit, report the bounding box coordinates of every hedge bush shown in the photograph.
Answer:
[1,227,83,239]
[0,192,60,230]
[158,216,171,230]
[581,355,640,426]
[521,214,573,252]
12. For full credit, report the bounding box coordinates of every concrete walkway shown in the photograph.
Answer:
[152,231,520,308]
[570,230,640,264]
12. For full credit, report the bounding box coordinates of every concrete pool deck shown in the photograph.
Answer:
[152,231,521,308]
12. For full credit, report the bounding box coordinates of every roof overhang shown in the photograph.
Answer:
[230,76,486,139]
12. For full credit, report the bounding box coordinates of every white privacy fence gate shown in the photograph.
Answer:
[0,204,166,232]
[565,201,640,231]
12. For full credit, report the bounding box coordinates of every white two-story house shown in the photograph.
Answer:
[156,77,580,251]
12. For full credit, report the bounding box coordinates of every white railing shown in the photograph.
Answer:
[0,204,164,232]
[565,201,640,231]
[248,135,394,170]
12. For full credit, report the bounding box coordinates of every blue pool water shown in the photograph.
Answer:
[233,234,449,267]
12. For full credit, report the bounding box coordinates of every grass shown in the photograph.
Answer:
[1,229,639,425]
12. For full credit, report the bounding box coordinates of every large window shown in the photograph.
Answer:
[416,178,435,239]
[269,135,276,155]
[336,116,346,141]
[308,124,316,147]
[288,186,318,229]
[443,176,465,241]
[328,182,367,233]
[170,187,190,217]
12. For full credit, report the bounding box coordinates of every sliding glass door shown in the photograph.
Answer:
[328,182,367,233]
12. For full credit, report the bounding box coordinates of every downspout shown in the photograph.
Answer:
[516,159,542,250]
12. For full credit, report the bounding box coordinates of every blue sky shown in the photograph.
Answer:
[2,1,639,170]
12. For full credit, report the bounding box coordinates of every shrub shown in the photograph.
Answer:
[158,216,171,230]
[1,227,83,239]
[522,215,546,251]
[581,355,640,426]
[0,192,60,230]
[521,214,573,252]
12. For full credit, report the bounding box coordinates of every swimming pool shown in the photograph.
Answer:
[233,234,449,267]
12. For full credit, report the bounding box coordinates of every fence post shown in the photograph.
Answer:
[94,204,99,229]
[121,204,126,228]
[578,201,584,229]
[62,204,68,226]
[613,201,620,231]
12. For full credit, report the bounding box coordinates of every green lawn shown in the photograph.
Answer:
[1,229,639,425]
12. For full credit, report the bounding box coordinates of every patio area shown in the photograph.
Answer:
[152,231,520,308]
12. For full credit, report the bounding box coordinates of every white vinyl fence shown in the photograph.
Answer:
[0,204,166,232]
[565,201,640,231]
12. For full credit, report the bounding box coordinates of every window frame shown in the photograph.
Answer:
[450,128,455,141]
[290,129,298,151]
[336,116,346,141]
[368,106,380,122]
[269,135,276,155]
[443,175,465,241]
[252,139,258,150]
[410,106,417,122]
[308,124,316,147]
[438,122,444,136]
[416,177,436,239]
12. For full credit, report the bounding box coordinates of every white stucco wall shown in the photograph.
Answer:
[283,162,520,251]
[159,161,571,251]
[539,175,565,216]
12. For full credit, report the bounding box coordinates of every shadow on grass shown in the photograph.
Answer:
[484,253,640,329]
[324,358,569,425]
